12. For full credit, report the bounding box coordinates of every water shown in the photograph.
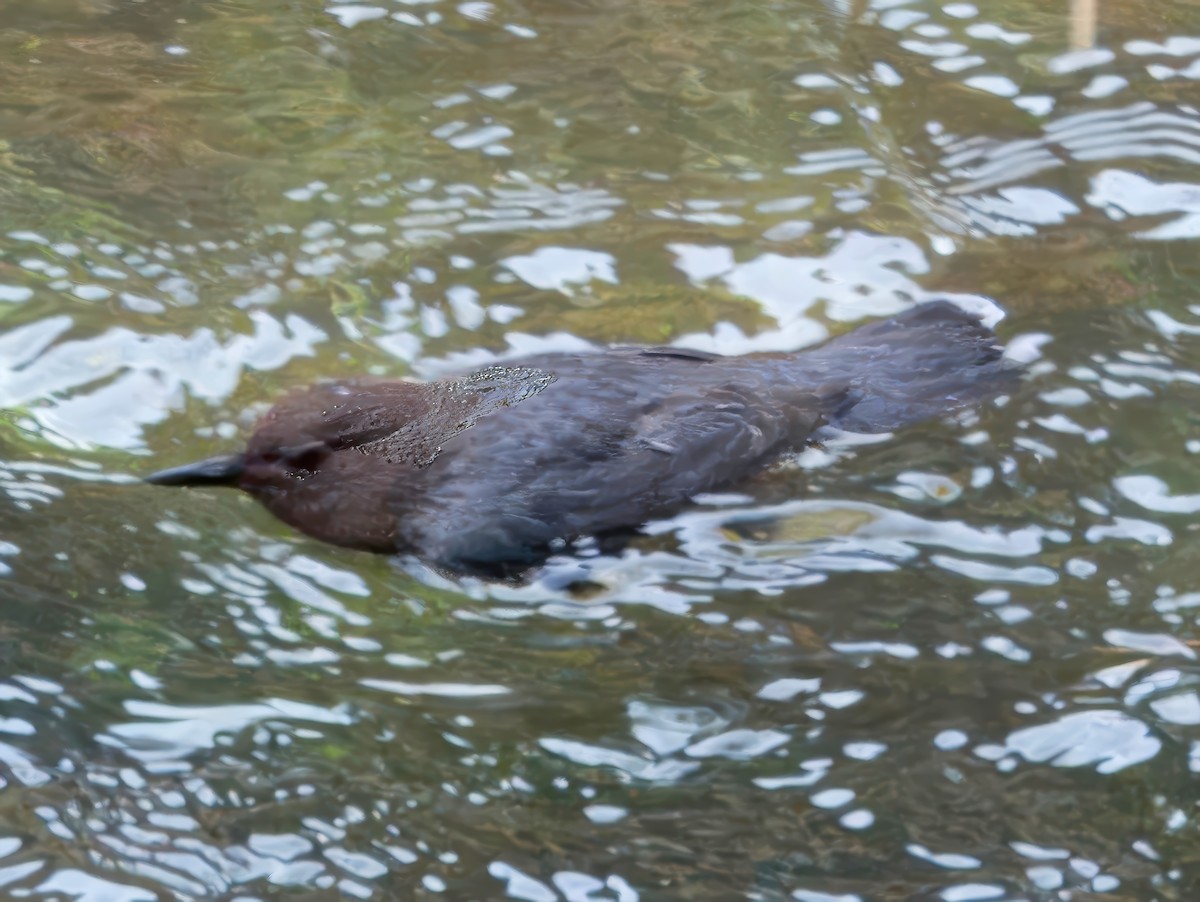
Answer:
[2,0,1200,897]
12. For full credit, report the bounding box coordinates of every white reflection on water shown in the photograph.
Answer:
[1103,628,1196,660]
[669,497,1044,557]
[627,700,726,756]
[35,870,157,902]
[1003,710,1161,774]
[501,247,618,297]
[359,678,511,697]
[0,312,325,450]
[537,737,701,782]
[102,698,355,762]
[668,232,1005,355]
[1115,474,1200,514]
[419,492,1057,619]
[488,861,557,902]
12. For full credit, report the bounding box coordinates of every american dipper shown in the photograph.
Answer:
[147,301,1012,575]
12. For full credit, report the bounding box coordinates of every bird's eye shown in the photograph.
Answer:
[282,441,329,474]
[261,451,281,464]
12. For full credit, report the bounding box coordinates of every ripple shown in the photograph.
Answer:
[103,699,355,762]
[326,5,389,28]
[1115,474,1200,513]
[1004,710,1161,774]
[537,737,700,782]
[685,728,790,760]
[489,861,557,901]
[359,679,511,697]
[628,700,726,756]
[34,870,157,902]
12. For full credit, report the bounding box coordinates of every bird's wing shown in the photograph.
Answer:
[397,380,825,572]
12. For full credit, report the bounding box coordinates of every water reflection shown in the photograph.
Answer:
[4,0,1200,897]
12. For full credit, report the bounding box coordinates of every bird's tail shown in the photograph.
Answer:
[797,301,1014,433]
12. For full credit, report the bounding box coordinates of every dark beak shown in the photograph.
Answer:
[145,453,245,487]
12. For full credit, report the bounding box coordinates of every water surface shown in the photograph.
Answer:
[3,0,1200,898]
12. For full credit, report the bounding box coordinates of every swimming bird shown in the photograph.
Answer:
[147,301,1012,576]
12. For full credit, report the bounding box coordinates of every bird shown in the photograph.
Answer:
[146,301,1014,576]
